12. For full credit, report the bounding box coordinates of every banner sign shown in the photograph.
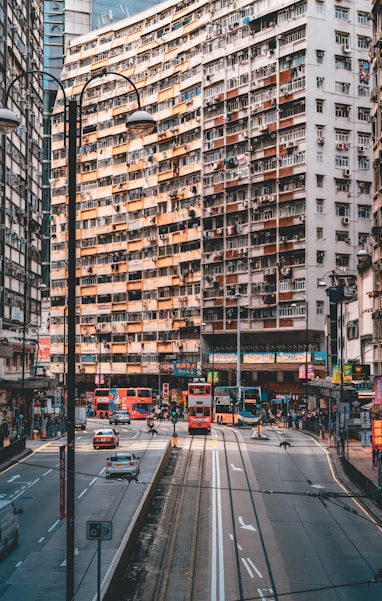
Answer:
[374,375,382,405]
[173,361,198,377]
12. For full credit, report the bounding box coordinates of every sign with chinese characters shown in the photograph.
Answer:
[372,419,382,451]
[173,361,198,377]
[374,375,382,405]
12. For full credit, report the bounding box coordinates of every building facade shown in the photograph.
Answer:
[50,0,373,405]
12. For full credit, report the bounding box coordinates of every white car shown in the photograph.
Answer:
[105,452,141,479]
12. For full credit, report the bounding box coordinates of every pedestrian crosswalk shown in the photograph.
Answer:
[29,437,170,453]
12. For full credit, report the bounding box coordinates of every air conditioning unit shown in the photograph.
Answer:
[343,169,351,177]
[342,216,350,225]
[342,44,351,53]
[336,142,344,149]
[358,146,366,152]
[259,124,268,132]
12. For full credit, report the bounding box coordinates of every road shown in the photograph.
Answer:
[115,422,382,601]
[0,417,172,601]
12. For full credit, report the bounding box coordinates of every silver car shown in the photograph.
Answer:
[105,452,141,479]
[109,411,131,425]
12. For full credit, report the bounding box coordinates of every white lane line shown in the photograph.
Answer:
[38,537,45,543]
[247,557,263,578]
[15,561,23,568]
[98,467,106,475]
[78,488,88,499]
[89,477,97,486]
[242,557,254,578]
[211,448,217,601]
[42,469,53,477]
[48,519,60,532]
[216,450,224,601]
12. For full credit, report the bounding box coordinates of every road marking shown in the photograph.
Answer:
[78,488,88,499]
[211,448,225,601]
[38,537,45,543]
[257,588,275,600]
[15,561,22,568]
[246,558,263,578]
[238,516,256,531]
[7,474,20,483]
[231,464,242,471]
[42,469,53,477]
[48,519,60,532]
[229,533,243,550]
[89,477,97,486]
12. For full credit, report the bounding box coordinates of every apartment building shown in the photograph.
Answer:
[50,0,373,404]
[0,0,46,421]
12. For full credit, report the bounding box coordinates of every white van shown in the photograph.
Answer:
[0,500,22,558]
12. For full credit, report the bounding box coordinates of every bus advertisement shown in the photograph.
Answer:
[94,387,153,419]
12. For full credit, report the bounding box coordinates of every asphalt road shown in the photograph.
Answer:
[114,422,382,601]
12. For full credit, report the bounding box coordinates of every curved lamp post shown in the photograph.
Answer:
[0,69,155,601]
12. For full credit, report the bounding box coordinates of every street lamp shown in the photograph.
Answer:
[236,294,241,417]
[319,273,345,447]
[0,69,155,601]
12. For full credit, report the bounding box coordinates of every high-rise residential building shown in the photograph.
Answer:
[0,0,45,425]
[370,0,382,378]
[50,0,373,406]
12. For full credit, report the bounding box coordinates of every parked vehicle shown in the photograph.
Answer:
[75,406,87,430]
[109,410,131,425]
[105,452,140,479]
[0,500,23,559]
[93,428,119,449]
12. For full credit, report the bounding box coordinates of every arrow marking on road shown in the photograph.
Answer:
[238,516,257,531]
[7,474,20,483]
[231,464,242,471]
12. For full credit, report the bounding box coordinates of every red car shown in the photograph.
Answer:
[93,428,119,450]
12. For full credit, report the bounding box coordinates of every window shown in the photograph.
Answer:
[335,104,351,118]
[316,50,325,63]
[336,230,350,242]
[335,204,349,217]
[317,251,324,265]
[347,320,359,340]
[316,301,324,315]
[317,76,324,88]
[317,227,323,239]
[358,107,370,121]
[336,254,350,268]
[335,81,350,94]
[316,199,324,213]
[357,12,370,26]
[316,99,324,113]
[317,151,323,162]
[316,174,324,187]
[336,8,349,21]
[358,205,371,219]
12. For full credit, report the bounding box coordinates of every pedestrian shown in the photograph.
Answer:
[0,428,4,448]
[147,418,158,436]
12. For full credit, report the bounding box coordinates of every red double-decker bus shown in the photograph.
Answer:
[187,382,212,434]
[93,387,153,419]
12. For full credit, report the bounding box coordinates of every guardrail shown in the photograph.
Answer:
[0,435,27,468]
[341,456,382,509]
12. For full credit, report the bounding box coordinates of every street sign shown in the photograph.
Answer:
[86,520,112,540]
[360,411,371,429]
[361,430,371,448]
